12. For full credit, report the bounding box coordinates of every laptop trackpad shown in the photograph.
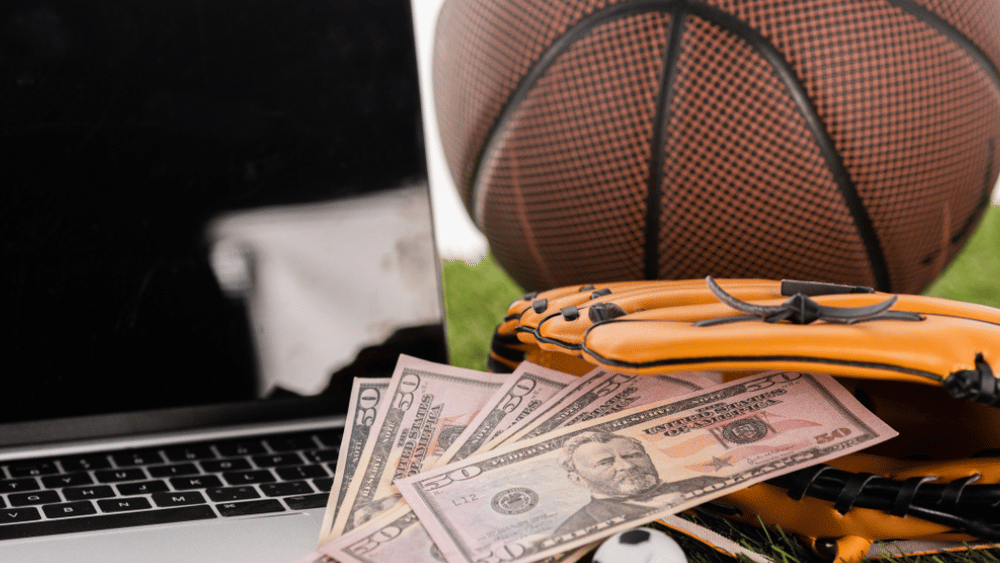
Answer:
[0,512,323,563]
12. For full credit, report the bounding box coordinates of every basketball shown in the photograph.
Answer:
[432,0,1000,293]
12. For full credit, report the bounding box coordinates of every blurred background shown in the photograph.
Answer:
[413,0,489,263]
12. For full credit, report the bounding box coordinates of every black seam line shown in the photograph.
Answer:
[519,308,999,366]
[491,344,527,363]
[681,1,890,292]
[470,0,683,227]
[490,333,524,354]
[487,357,517,373]
[533,312,568,341]
[952,138,995,244]
[919,310,1000,329]
[884,0,1000,248]
[646,8,686,280]
[579,348,944,382]
[513,326,582,352]
[494,330,524,342]
[886,0,1000,93]
[468,0,891,292]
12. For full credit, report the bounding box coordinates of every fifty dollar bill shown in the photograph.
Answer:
[326,355,509,538]
[308,362,580,561]
[499,371,718,446]
[396,371,896,563]
[308,367,717,563]
[437,363,579,464]
[319,377,391,540]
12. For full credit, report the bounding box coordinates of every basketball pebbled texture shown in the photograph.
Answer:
[433,0,1000,293]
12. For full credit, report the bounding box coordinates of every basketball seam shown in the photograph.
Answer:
[886,0,1000,92]
[471,0,682,228]
[470,0,891,287]
[470,0,1000,292]
[646,9,687,281]
[469,0,889,286]
[678,1,892,292]
[878,0,1000,267]
[952,139,996,245]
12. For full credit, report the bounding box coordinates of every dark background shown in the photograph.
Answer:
[1,0,431,422]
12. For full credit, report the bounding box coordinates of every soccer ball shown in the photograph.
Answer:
[593,527,688,563]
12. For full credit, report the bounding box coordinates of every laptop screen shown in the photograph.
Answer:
[1,0,446,443]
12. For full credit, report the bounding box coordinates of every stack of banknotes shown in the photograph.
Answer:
[297,355,896,563]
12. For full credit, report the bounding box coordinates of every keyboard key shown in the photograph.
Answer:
[252,453,303,467]
[313,478,334,493]
[223,470,275,486]
[206,486,259,502]
[313,430,344,448]
[162,445,217,462]
[200,458,252,472]
[151,491,207,508]
[277,465,328,481]
[217,499,285,517]
[215,439,265,457]
[98,497,153,513]
[264,434,317,452]
[303,449,339,463]
[169,475,222,490]
[148,463,200,478]
[0,478,39,493]
[0,507,41,524]
[59,455,111,471]
[0,506,215,540]
[284,494,329,510]
[63,486,115,501]
[95,469,147,483]
[117,480,169,495]
[42,501,98,519]
[111,449,163,467]
[260,481,313,497]
[9,460,59,477]
[9,491,61,507]
[42,472,95,488]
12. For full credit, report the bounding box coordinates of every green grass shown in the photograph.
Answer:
[441,254,526,371]
[650,512,819,563]
[443,204,1000,370]
[925,204,1000,309]
[439,205,1000,562]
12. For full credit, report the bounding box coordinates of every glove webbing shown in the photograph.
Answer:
[701,277,923,326]
[509,280,1000,408]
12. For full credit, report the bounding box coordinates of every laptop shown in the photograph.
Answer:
[0,0,448,560]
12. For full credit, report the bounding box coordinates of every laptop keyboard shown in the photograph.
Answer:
[0,428,342,540]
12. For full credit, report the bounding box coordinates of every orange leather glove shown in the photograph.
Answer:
[490,277,1000,562]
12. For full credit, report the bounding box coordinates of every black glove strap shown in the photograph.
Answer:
[938,474,980,507]
[769,465,1000,541]
[704,276,922,325]
[833,473,879,514]
[889,476,938,517]
[945,354,1000,407]
[786,464,837,501]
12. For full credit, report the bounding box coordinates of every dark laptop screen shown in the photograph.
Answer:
[1,0,446,435]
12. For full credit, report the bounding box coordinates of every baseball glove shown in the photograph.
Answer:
[489,277,1000,562]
